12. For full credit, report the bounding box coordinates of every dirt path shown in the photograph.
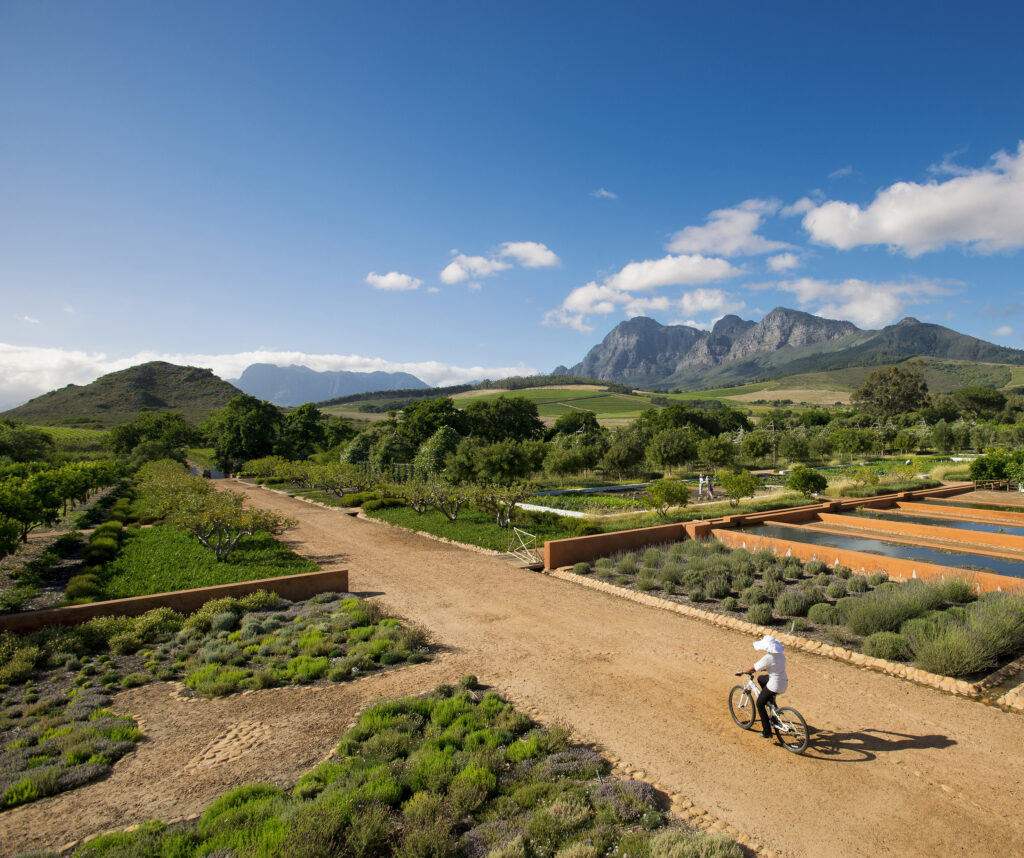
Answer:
[6,483,1024,856]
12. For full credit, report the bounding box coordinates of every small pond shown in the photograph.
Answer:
[743,523,1024,580]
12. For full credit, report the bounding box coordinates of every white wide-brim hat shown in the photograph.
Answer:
[753,634,784,654]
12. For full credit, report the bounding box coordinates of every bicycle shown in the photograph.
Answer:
[729,673,809,754]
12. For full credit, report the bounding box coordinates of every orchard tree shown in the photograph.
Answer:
[787,466,827,498]
[646,428,698,474]
[851,361,929,418]
[715,469,761,507]
[0,421,55,462]
[398,398,469,448]
[740,432,773,465]
[696,436,735,469]
[170,489,296,561]
[645,478,690,516]
[546,409,600,439]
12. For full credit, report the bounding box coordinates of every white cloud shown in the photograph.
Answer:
[439,253,512,284]
[774,277,952,329]
[365,271,422,291]
[0,342,538,411]
[63,305,76,314]
[828,165,853,180]
[591,188,618,199]
[991,325,1014,337]
[667,199,790,257]
[16,315,40,324]
[498,241,561,268]
[467,282,482,292]
[800,142,1024,256]
[426,286,440,294]
[766,252,801,272]
[545,252,742,331]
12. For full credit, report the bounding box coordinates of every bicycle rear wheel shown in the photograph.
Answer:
[728,686,755,729]
[773,706,808,754]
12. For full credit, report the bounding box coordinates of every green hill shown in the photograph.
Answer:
[1,362,241,429]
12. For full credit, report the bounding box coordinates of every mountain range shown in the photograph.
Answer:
[229,364,428,407]
[556,307,1024,388]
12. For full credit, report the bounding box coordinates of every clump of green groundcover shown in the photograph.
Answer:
[0,592,431,813]
[61,689,741,858]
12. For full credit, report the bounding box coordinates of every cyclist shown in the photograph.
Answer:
[738,634,787,739]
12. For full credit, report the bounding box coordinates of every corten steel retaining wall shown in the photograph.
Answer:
[542,483,979,569]
[897,500,1024,526]
[816,511,1024,553]
[711,528,1017,593]
[0,568,349,635]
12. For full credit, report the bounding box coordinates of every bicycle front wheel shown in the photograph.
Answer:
[728,686,755,729]
[773,706,808,754]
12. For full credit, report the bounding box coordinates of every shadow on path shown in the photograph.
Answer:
[805,727,957,763]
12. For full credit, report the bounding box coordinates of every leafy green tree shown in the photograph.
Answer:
[463,395,544,442]
[398,398,469,448]
[414,426,462,477]
[645,478,690,516]
[170,489,296,561]
[0,513,19,559]
[777,432,809,463]
[279,403,327,459]
[787,466,827,497]
[471,482,536,527]
[851,362,929,418]
[205,395,282,474]
[715,469,760,507]
[740,432,772,464]
[952,386,1007,419]
[546,409,600,439]
[646,428,698,474]
[600,429,647,477]
[696,436,735,469]
[0,421,55,462]
[109,412,199,457]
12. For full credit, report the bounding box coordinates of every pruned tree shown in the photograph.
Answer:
[169,489,296,561]
[645,478,690,517]
[787,466,827,498]
[715,469,761,507]
[472,482,535,527]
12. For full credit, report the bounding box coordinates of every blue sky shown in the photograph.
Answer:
[2,1,1023,407]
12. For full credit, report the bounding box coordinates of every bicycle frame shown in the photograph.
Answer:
[729,673,808,754]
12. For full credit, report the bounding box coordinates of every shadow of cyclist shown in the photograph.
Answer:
[802,727,957,762]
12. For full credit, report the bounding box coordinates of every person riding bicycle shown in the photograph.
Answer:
[738,634,788,739]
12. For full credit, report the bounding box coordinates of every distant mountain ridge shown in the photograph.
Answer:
[231,364,429,407]
[558,308,1024,388]
[0,362,241,429]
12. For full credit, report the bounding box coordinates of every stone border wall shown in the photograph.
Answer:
[0,568,350,635]
[546,568,1024,706]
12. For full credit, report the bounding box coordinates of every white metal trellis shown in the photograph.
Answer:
[508,527,540,564]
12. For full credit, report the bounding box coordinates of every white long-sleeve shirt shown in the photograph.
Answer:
[754,652,788,694]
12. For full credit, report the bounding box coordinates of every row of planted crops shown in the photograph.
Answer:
[570,539,1024,678]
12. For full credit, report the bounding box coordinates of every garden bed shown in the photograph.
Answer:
[36,684,742,858]
[0,590,430,811]
[568,540,1024,680]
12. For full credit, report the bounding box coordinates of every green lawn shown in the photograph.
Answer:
[99,526,319,599]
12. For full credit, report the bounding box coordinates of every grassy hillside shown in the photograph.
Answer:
[1,362,240,429]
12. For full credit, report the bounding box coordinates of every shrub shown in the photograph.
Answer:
[826,581,847,599]
[807,603,840,625]
[731,572,753,591]
[572,562,591,576]
[840,581,944,636]
[740,586,768,606]
[938,578,977,604]
[774,590,811,617]
[863,632,912,661]
[64,574,103,601]
[868,572,889,586]
[847,575,869,593]
[720,596,737,612]
[833,565,852,579]
[746,604,773,625]
[615,554,638,575]
[643,548,663,568]
[705,576,732,600]
[803,560,827,577]
[647,831,744,858]
[688,587,705,603]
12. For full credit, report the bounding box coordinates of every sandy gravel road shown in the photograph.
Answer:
[5,482,1023,856]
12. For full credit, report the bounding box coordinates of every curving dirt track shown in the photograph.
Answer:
[5,482,1024,856]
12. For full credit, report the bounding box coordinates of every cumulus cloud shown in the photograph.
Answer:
[991,325,1014,337]
[774,277,952,329]
[0,342,538,411]
[799,142,1024,256]
[591,187,618,199]
[498,241,561,268]
[667,199,790,257]
[544,252,742,331]
[365,271,422,291]
[439,253,512,284]
[766,253,801,272]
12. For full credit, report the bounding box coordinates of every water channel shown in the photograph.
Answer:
[855,509,1024,538]
[743,523,1024,580]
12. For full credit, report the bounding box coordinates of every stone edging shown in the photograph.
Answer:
[548,569,1019,707]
